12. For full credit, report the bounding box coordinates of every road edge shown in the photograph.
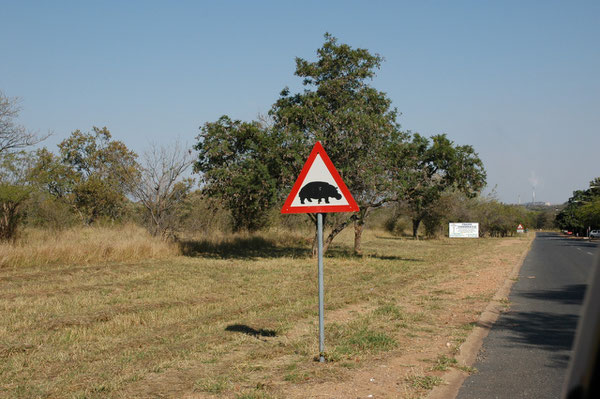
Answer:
[426,234,536,399]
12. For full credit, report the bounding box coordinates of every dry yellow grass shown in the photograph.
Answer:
[0,226,534,399]
[0,224,180,268]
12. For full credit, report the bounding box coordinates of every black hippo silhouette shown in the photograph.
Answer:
[299,181,342,204]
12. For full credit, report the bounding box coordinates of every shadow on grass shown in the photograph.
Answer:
[320,245,424,262]
[178,236,310,259]
[375,235,420,241]
[225,324,277,338]
[369,255,424,262]
[178,237,424,262]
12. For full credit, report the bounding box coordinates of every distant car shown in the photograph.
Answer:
[590,230,600,240]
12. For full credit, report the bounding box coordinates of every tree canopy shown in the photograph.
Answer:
[0,91,47,156]
[0,152,32,241]
[31,127,137,224]
[556,177,600,235]
[0,91,46,241]
[193,116,298,232]
[270,33,405,253]
[192,34,487,252]
[391,133,486,238]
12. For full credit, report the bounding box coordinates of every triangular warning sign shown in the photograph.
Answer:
[517,224,524,230]
[281,142,359,214]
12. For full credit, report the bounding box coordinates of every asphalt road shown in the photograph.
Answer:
[456,232,598,399]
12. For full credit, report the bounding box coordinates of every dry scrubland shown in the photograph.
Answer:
[0,226,533,399]
[0,225,180,268]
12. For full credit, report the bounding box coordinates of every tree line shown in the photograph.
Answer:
[556,178,600,236]
[194,34,486,255]
[2,34,556,253]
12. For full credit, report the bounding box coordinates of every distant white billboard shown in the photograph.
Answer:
[449,223,479,238]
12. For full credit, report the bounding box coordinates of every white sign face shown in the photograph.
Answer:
[289,153,350,208]
[281,141,359,214]
[449,223,479,238]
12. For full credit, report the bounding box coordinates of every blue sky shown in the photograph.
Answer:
[1,0,598,204]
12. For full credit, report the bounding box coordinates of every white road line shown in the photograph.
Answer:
[587,252,595,256]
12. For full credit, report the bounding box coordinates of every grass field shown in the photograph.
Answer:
[0,226,533,398]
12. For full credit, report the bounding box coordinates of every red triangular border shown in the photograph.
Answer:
[281,142,359,214]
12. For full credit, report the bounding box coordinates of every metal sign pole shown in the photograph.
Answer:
[280,142,359,363]
[317,212,325,362]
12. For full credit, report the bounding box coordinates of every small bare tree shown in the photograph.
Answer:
[0,154,31,241]
[0,91,48,241]
[127,142,194,239]
[0,91,48,155]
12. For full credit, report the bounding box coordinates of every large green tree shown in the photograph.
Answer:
[31,127,138,225]
[579,198,600,230]
[392,133,486,238]
[194,116,302,232]
[270,33,406,254]
[556,178,600,235]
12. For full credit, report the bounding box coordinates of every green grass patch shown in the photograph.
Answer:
[235,392,274,399]
[194,377,230,394]
[374,303,405,319]
[327,318,398,359]
[457,365,478,374]
[407,375,444,390]
[431,355,458,371]
[460,321,478,331]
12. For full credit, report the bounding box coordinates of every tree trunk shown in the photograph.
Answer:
[323,214,358,255]
[0,202,19,242]
[353,208,369,255]
[412,218,421,239]
[311,213,358,258]
[354,220,364,255]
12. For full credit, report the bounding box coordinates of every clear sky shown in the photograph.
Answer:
[1,0,598,204]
